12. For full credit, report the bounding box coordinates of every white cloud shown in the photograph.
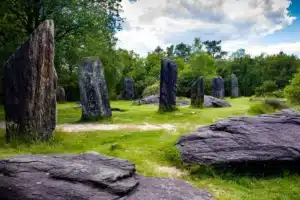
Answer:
[116,0,296,56]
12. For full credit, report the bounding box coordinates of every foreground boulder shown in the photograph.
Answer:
[176,109,300,165]
[3,20,56,141]
[79,58,112,121]
[0,153,213,200]
[159,59,178,112]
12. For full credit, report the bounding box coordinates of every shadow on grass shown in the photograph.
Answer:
[187,160,300,180]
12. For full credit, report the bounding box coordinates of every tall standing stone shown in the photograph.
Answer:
[4,20,56,141]
[159,59,177,112]
[191,77,204,108]
[122,77,135,100]
[212,77,225,98]
[56,86,66,102]
[231,73,239,98]
[79,58,112,121]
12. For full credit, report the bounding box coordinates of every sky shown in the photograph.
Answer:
[116,0,300,57]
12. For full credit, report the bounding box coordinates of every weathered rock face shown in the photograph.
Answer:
[79,58,112,121]
[212,77,225,98]
[0,153,213,200]
[204,95,231,108]
[3,20,56,141]
[231,74,239,98]
[56,86,66,102]
[191,77,204,108]
[176,109,300,165]
[122,77,135,100]
[159,59,178,112]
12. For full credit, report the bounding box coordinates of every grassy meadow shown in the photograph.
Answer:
[0,97,299,200]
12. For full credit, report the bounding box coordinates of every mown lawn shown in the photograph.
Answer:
[0,97,299,200]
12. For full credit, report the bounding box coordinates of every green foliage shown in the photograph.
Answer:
[0,0,123,101]
[142,81,159,97]
[284,73,300,105]
[177,52,216,97]
[218,53,300,97]
[248,98,288,115]
[255,80,278,97]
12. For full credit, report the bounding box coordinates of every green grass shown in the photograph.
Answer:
[0,97,300,200]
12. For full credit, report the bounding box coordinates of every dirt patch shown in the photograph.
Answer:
[156,166,186,178]
[57,123,176,132]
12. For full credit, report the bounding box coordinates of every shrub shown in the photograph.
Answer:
[284,73,300,105]
[269,89,284,98]
[142,81,159,97]
[248,98,288,115]
[255,80,277,97]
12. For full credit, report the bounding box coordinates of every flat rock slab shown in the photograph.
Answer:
[176,109,300,165]
[133,95,231,108]
[133,95,190,106]
[0,153,213,200]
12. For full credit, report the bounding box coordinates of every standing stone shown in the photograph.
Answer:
[122,77,135,100]
[56,86,66,102]
[191,77,204,108]
[3,20,56,141]
[159,59,177,112]
[212,77,225,98]
[231,73,239,98]
[79,58,112,121]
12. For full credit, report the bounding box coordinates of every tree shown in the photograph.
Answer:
[174,42,191,60]
[203,40,227,59]
[0,0,124,101]
[231,48,246,59]
[166,45,175,58]
[284,72,300,104]
[191,37,203,54]
[154,46,164,54]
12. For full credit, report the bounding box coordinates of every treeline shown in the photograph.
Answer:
[1,0,300,103]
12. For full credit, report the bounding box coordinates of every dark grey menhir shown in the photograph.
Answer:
[122,77,135,100]
[176,109,300,165]
[0,153,213,200]
[191,77,204,108]
[56,86,66,102]
[3,20,56,141]
[231,74,239,98]
[79,58,112,120]
[159,59,178,112]
[212,77,224,98]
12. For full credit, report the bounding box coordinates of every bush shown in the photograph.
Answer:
[284,73,300,105]
[269,89,284,98]
[255,80,277,97]
[142,81,159,97]
[248,98,288,115]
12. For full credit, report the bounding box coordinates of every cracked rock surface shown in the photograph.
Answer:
[176,109,300,165]
[0,153,213,200]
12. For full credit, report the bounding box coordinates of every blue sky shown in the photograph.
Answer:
[117,0,300,57]
[263,0,299,44]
